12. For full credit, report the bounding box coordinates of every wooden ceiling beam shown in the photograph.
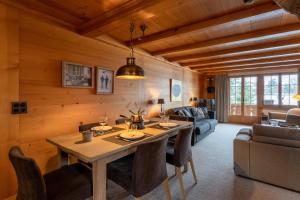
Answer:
[183,48,300,67]
[78,0,162,37]
[128,2,281,46]
[197,63,300,73]
[152,23,300,56]
[193,59,300,71]
[1,0,84,29]
[168,38,300,62]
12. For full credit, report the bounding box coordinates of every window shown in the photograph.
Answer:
[244,76,257,116]
[281,74,298,106]
[264,73,298,106]
[264,75,279,105]
[230,77,242,115]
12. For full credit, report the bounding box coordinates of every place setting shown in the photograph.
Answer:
[103,123,153,146]
[148,112,179,130]
[78,116,125,143]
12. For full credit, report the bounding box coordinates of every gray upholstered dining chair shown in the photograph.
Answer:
[9,146,92,200]
[79,122,100,132]
[166,126,197,200]
[115,118,126,125]
[107,135,172,200]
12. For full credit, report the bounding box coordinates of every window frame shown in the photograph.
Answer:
[263,72,298,109]
[229,75,258,117]
[229,76,242,116]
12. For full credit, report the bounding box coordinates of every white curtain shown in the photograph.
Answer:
[215,74,229,122]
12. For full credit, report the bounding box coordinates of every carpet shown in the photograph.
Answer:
[107,123,300,200]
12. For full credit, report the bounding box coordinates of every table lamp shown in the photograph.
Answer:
[293,94,300,108]
[157,98,165,112]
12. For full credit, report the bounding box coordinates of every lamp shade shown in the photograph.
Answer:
[158,98,165,104]
[293,94,300,101]
[116,57,145,79]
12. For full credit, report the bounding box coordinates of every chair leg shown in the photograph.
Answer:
[162,179,172,200]
[176,167,186,200]
[189,159,197,184]
[183,164,188,174]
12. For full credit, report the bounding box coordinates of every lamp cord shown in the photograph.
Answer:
[130,22,135,58]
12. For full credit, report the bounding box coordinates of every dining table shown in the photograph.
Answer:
[46,119,193,200]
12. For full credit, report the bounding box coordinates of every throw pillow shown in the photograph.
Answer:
[183,108,193,117]
[201,107,210,119]
[196,108,205,119]
[177,110,186,116]
[190,107,199,117]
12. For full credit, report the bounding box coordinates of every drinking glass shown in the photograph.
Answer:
[125,119,131,132]
[159,111,165,122]
[99,116,108,135]
[131,124,138,132]
[165,114,169,123]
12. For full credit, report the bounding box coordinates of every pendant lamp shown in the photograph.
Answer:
[116,22,145,79]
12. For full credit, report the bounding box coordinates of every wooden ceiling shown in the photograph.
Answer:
[3,0,300,74]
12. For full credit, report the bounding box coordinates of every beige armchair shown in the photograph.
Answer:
[268,108,300,126]
[234,124,300,192]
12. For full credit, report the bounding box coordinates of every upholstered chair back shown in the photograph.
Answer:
[79,122,100,132]
[115,118,126,125]
[174,126,194,167]
[9,146,47,200]
[131,135,169,197]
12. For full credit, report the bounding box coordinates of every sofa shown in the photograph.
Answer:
[234,124,300,192]
[166,106,217,145]
[268,108,300,126]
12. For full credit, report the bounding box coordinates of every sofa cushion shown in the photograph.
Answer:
[253,135,300,148]
[195,121,210,134]
[286,114,300,126]
[203,119,217,130]
[253,124,300,140]
[253,124,300,148]
[237,128,253,136]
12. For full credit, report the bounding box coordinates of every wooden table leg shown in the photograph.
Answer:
[58,149,69,167]
[93,159,107,200]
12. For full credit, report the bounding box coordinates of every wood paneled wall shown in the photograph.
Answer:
[0,4,19,199]
[0,3,201,199]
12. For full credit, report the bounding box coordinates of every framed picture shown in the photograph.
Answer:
[96,67,114,94]
[170,79,182,102]
[62,61,94,88]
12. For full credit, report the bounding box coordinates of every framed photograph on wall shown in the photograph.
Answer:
[96,67,114,94]
[62,61,94,88]
[170,79,182,102]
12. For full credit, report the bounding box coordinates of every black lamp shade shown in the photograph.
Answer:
[116,57,145,79]
[158,99,165,104]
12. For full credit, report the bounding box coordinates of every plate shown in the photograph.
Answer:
[119,131,145,140]
[91,126,112,131]
[159,122,178,128]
